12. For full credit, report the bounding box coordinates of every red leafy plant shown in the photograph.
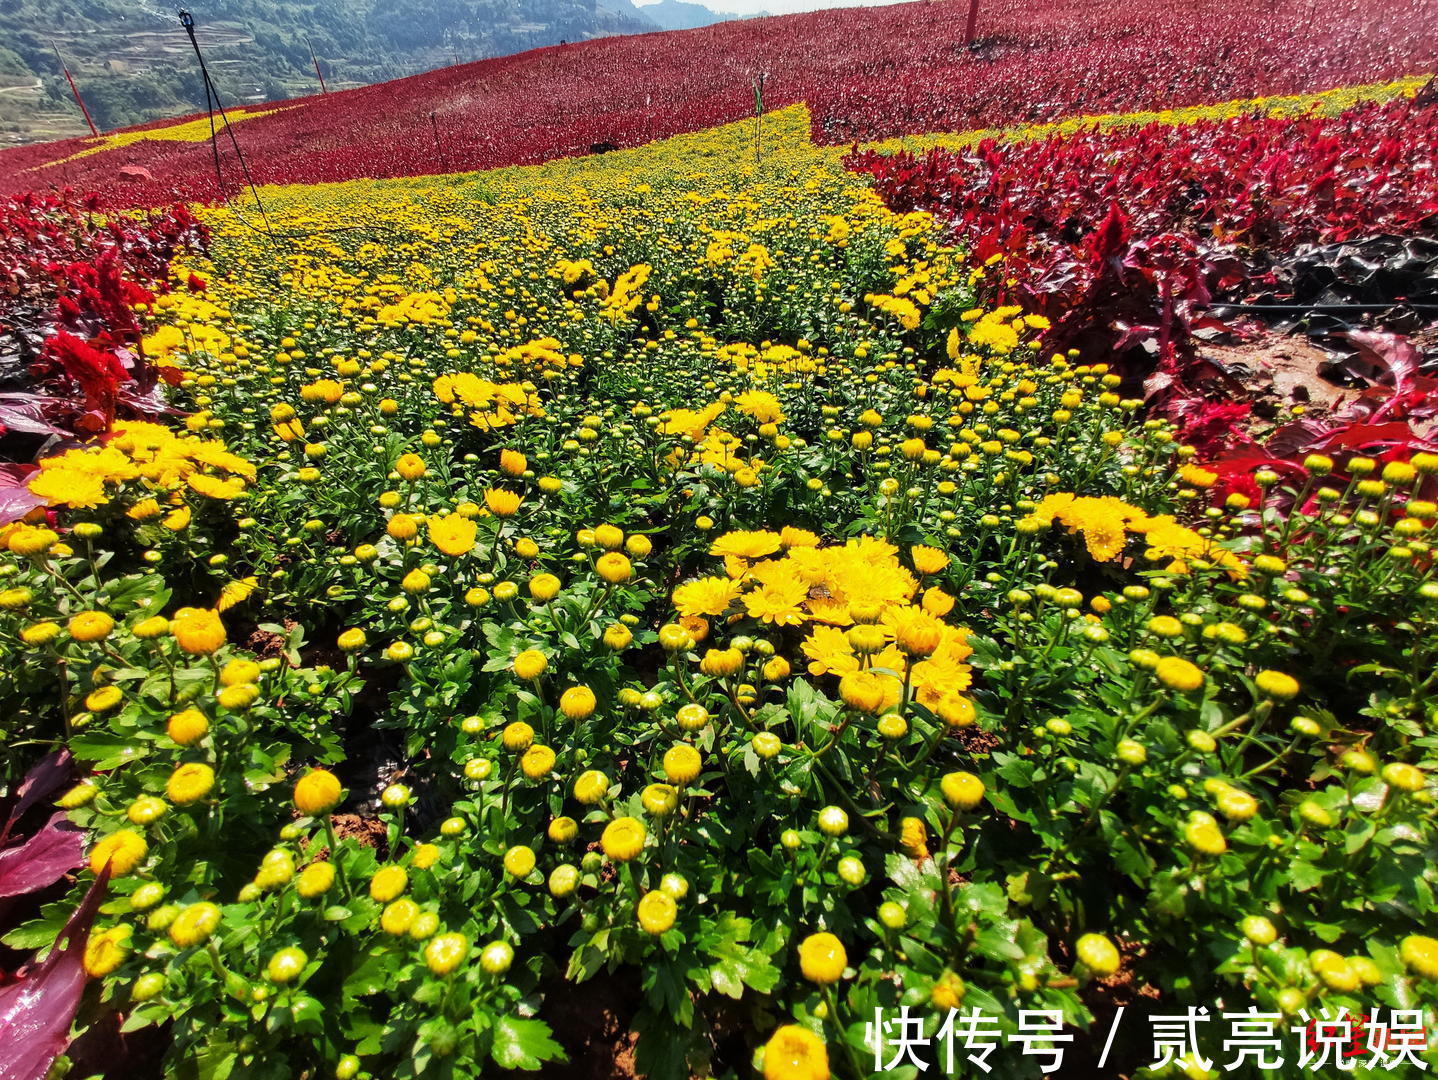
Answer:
[0,870,108,1080]
[850,96,1438,449]
[0,753,95,1080]
[0,0,1432,206]
[0,192,206,445]
[0,752,84,915]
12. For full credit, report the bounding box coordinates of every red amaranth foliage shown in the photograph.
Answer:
[849,96,1438,389]
[0,192,207,440]
[43,332,130,432]
[849,96,1438,485]
[0,0,1433,206]
[848,98,1438,261]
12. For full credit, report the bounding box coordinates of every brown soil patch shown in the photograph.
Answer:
[331,813,386,848]
[536,973,640,1080]
[952,726,1001,756]
[1199,334,1350,414]
[243,620,297,659]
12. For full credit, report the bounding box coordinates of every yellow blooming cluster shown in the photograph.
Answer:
[491,337,584,377]
[1023,493,1147,562]
[432,373,546,429]
[602,263,654,324]
[702,232,777,281]
[375,290,452,327]
[1023,492,1245,575]
[945,305,1049,359]
[719,342,820,378]
[654,399,769,482]
[674,531,974,723]
[864,292,923,331]
[553,257,599,289]
[26,420,255,510]
[141,291,234,374]
[734,390,784,425]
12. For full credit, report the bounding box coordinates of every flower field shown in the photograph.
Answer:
[0,193,207,458]
[0,0,1435,207]
[2,6,1438,1080]
[849,83,1438,451]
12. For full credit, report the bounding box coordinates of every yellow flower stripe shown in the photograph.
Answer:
[859,75,1430,157]
[35,105,294,169]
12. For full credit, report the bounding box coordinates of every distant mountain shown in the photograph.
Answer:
[0,0,661,147]
[636,0,734,31]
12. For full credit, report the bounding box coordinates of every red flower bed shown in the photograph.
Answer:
[0,0,1433,206]
[850,98,1438,256]
[850,96,1438,381]
[850,95,1438,474]
[0,193,207,486]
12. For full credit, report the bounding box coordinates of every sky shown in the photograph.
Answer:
[634,0,912,19]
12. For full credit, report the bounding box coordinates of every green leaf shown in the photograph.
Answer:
[1005,870,1052,909]
[289,993,325,1032]
[120,1005,165,1034]
[490,1016,565,1071]
[974,926,1026,963]
[565,942,605,983]
[1288,860,1325,892]
[178,1039,238,1080]
[342,949,391,997]
[633,1011,691,1080]
[1,903,70,951]
[642,957,693,1026]
[1108,825,1153,881]
[1343,820,1377,854]
[707,940,780,999]
[68,733,148,770]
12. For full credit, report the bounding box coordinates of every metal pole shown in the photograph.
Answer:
[307,38,329,94]
[753,72,766,173]
[963,0,980,45]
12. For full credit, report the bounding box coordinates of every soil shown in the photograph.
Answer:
[242,622,293,658]
[536,973,641,1080]
[67,1010,169,1080]
[951,725,1001,757]
[1191,325,1438,446]
[331,812,387,849]
[1199,334,1352,416]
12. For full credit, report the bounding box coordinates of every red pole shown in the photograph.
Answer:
[963,0,980,45]
[53,43,98,136]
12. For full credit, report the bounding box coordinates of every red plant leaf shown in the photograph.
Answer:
[0,868,109,1080]
[0,815,84,899]
[0,399,69,438]
[1,751,74,847]
[1344,328,1421,397]
[1309,420,1438,454]
[0,465,44,528]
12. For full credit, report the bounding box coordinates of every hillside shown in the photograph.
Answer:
[1,0,1433,207]
[0,0,662,147]
[638,0,737,31]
